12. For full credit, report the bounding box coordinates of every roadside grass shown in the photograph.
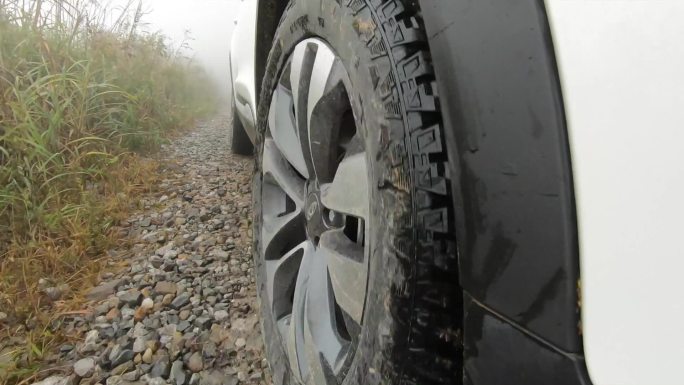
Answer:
[0,0,218,382]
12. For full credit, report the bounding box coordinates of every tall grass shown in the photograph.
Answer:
[0,0,218,381]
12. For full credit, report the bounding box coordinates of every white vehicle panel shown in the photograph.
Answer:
[230,0,258,137]
[546,2,684,384]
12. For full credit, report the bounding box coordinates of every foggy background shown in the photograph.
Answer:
[109,0,242,102]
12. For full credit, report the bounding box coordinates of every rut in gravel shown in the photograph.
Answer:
[36,114,269,385]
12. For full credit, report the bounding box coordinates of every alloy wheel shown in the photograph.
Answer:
[259,38,370,384]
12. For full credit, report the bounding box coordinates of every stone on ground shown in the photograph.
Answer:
[29,115,268,385]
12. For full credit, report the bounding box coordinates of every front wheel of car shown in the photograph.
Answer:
[253,1,461,384]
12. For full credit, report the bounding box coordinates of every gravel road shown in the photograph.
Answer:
[35,114,268,385]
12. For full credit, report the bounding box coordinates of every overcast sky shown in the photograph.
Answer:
[108,0,242,99]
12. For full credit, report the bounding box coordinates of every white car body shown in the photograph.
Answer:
[230,0,258,141]
[547,2,684,384]
[230,1,684,383]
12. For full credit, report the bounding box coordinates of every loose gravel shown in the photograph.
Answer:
[35,114,269,385]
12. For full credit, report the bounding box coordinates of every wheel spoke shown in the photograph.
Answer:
[320,152,370,220]
[289,41,308,127]
[303,316,338,385]
[291,39,353,182]
[319,229,367,324]
[291,41,317,178]
[261,145,305,261]
[262,211,303,260]
[304,47,335,182]
[306,45,336,131]
[307,57,352,183]
[269,85,309,178]
[263,138,305,205]
[286,244,315,382]
[303,255,346,382]
[266,242,311,320]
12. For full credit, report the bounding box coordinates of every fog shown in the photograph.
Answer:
[109,0,242,101]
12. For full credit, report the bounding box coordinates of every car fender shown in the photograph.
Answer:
[419,0,590,384]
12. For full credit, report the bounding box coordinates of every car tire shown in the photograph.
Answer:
[253,1,461,384]
[231,97,254,155]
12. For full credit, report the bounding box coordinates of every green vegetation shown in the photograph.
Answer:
[0,0,217,381]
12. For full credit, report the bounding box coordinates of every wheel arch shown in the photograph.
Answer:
[418,0,592,384]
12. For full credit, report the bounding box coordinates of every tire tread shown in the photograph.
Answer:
[361,1,462,384]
